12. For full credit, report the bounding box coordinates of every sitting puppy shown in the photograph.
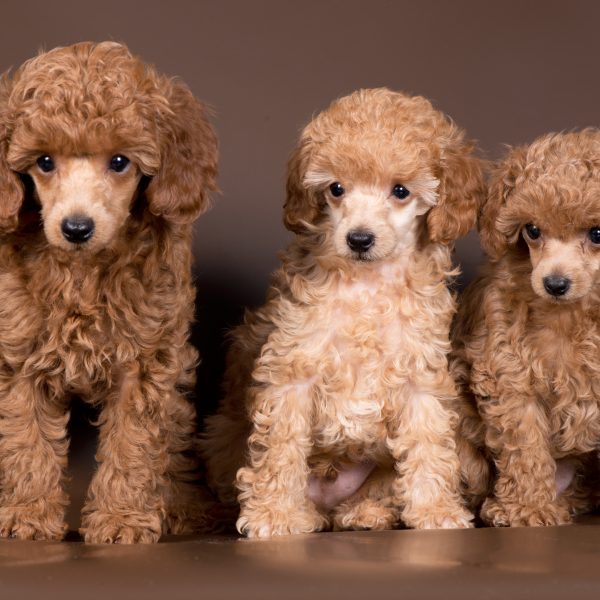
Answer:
[0,42,217,542]
[452,130,600,526]
[202,88,482,537]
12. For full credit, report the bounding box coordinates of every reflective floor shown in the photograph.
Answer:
[2,516,600,600]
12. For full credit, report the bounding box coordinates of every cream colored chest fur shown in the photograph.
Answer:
[283,263,455,460]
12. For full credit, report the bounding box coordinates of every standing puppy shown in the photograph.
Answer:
[0,42,217,543]
[203,88,482,537]
[453,130,600,526]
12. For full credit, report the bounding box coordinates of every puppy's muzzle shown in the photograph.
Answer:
[61,215,95,244]
[543,275,571,297]
[346,229,375,253]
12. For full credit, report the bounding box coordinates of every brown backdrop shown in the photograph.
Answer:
[2,0,600,523]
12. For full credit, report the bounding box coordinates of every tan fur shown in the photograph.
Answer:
[0,42,218,543]
[452,130,600,526]
[201,88,483,537]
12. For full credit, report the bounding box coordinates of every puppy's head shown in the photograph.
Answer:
[480,130,600,303]
[283,88,483,262]
[0,41,217,252]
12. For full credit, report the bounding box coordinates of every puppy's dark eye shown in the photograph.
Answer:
[589,227,600,244]
[109,155,130,173]
[329,182,345,198]
[524,223,541,240]
[36,155,55,173]
[392,184,410,200]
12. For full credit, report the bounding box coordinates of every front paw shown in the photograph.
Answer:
[0,505,66,541]
[81,511,162,544]
[403,503,474,529]
[237,502,329,538]
[481,497,571,527]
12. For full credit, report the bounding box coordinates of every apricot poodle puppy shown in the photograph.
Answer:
[0,41,217,543]
[202,88,482,537]
[452,130,600,527]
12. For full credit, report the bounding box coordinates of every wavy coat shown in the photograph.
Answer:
[453,130,600,526]
[202,88,483,537]
[0,41,218,543]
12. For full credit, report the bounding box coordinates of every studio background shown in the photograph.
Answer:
[1,0,599,529]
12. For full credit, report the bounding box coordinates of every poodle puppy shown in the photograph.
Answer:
[452,130,600,527]
[0,41,217,543]
[202,88,483,537]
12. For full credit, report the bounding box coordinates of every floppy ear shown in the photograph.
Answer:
[0,74,23,233]
[478,145,527,259]
[283,135,321,234]
[146,79,218,224]
[427,136,485,245]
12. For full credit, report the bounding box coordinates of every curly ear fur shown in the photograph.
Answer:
[0,74,23,233]
[427,135,485,245]
[283,136,322,234]
[478,145,527,259]
[146,79,218,224]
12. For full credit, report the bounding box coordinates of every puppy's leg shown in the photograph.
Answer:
[158,386,212,535]
[332,467,401,531]
[455,394,493,511]
[160,395,239,535]
[136,342,210,534]
[201,315,267,509]
[456,435,493,514]
[195,411,256,533]
[451,355,494,510]
[81,363,173,544]
[236,383,329,538]
[0,376,69,540]
[389,389,474,529]
[202,413,250,505]
[480,398,570,527]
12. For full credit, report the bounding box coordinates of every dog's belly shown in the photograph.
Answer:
[292,280,450,451]
[307,460,377,511]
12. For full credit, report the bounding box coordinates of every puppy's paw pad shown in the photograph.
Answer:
[0,507,66,541]
[480,498,510,527]
[481,498,571,527]
[81,513,161,544]
[405,505,474,529]
[237,504,328,538]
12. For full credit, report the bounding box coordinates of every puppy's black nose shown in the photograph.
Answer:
[543,275,571,297]
[346,230,375,253]
[61,216,95,244]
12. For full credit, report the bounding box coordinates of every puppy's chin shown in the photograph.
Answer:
[340,247,396,263]
[348,251,377,262]
[536,293,576,304]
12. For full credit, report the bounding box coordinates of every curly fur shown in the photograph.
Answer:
[201,88,482,537]
[452,130,600,527]
[0,41,218,543]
